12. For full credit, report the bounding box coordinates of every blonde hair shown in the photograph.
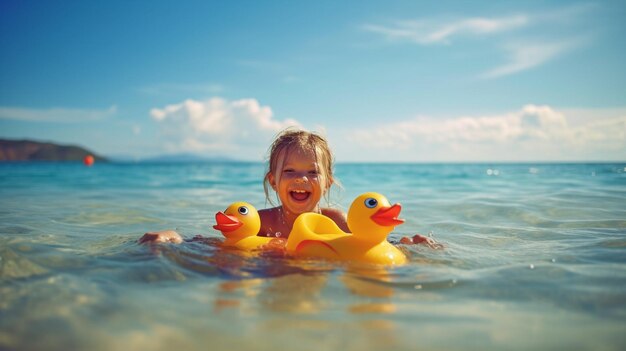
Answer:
[263,128,338,206]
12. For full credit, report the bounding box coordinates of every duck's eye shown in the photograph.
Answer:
[364,198,378,208]
[238,206,249,215]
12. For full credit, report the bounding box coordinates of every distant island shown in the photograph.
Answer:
[0,139,108,162]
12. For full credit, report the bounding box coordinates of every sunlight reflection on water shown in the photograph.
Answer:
[1,162,625,350]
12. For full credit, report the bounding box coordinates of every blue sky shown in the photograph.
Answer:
[1,0,625,162]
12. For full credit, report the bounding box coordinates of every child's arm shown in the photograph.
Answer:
[400,234,443,249]
[138,230,183,244]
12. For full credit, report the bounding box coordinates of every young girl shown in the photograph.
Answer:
[139,128,439,248]
[139,128,346,244]
[257,128,348,238]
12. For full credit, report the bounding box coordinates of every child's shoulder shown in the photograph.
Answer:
[321,207,349,231]
[321,207,346,217]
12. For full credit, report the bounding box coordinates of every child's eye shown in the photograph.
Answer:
[308,170,318,175]
[283,169,294,173]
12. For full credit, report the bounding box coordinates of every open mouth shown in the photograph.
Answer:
[290,189,311,202]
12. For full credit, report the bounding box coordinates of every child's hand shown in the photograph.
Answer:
[260,238,288,256]
[400,234,443,249]
[139,230,183,244]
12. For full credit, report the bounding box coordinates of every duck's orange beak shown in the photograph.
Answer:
[370,204,405,227]
[213,212,243,232]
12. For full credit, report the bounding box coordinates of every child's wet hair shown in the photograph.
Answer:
[263,128,338,206]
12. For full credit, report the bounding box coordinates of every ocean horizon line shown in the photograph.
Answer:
[2,159,624,166]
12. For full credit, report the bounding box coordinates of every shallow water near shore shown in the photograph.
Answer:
[1,162,625,350]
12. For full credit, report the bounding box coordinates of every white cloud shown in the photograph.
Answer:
[150,97,301,156]
[0,105,117,122]
[344,105,626,161]
[362,5,591,78]
[482,40,580,78]
[362,15,528,45]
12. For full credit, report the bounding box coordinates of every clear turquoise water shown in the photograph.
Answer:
[1,162,625,351]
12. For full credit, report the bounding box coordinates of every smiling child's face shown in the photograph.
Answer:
[269,146,330,216]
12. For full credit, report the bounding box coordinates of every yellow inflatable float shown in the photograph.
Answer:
[286,192,408,266]
[213,202,274,250]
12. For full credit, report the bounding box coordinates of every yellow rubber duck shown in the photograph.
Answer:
[213,202,273,251]
[286,192,408,266]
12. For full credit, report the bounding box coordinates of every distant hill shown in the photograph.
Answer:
[0,139,108,162]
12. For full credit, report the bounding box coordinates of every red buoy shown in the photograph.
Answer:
[83,155,95,166]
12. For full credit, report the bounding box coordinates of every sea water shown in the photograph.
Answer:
[0,162,625,351]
